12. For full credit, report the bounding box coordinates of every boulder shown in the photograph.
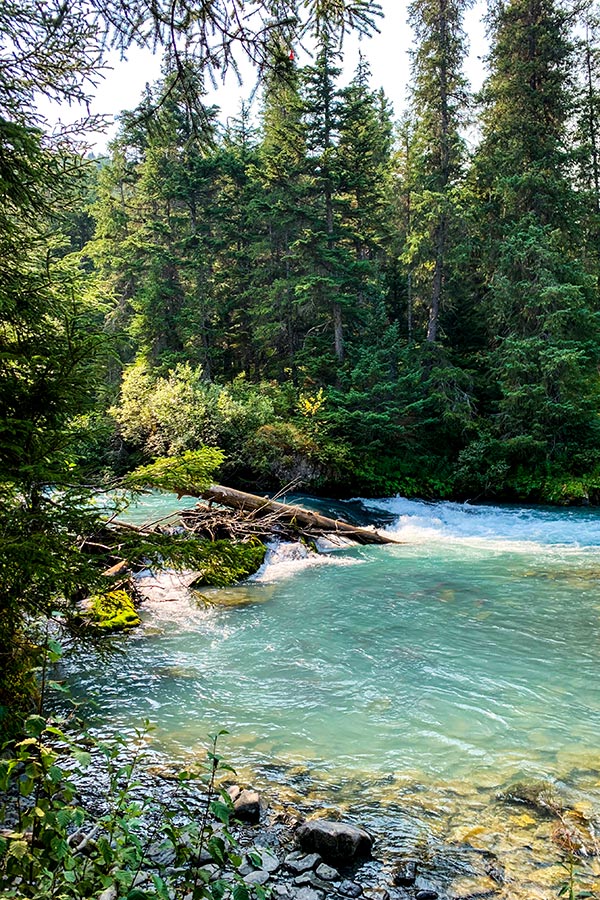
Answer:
[295,820,373,863]
[228,786,262,823]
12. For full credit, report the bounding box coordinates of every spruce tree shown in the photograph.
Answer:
[251,45,310,380]
[472,0,600,477]
[301,32,347,366]
[404,0,472,343]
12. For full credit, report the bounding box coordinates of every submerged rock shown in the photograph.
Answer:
[414,876,440,900]
[448,875,499,899]
[496,780,563,817]
[392,860,417,887]
[295,819,373,862]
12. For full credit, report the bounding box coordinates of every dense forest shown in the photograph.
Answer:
[78,0,600,504]
[5,0,600,511]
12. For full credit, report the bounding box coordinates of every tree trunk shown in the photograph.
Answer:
[201,485,401,545]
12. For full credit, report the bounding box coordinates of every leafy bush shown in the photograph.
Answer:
[0,713,266,900]
[112,364,279,462]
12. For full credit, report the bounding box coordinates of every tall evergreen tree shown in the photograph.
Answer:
[302,32,347,365]
[404,0,472,343]
[471,0,600,475]
[572,4,600,289]
[251,46,309,380]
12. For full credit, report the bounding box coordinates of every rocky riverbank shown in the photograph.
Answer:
[55,737,599,900]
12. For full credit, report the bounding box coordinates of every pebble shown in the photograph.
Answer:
[286,851,322,873]
[294,872,328,888]
[294,887,325,900]
[244,870,271,885]
[259,848,281,873]
[316,863,340,882]
[338,879,363,898]
[363,889,390,900]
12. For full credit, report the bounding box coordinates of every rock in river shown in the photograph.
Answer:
[228,785,262,823]
[295,819,373,863]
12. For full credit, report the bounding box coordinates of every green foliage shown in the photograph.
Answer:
[191,540,267,588]
[128,449,225,496]
[0,714,263,900]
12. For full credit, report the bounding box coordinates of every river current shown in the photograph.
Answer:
[63,495,600,896]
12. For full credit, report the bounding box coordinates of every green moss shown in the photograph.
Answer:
[190,539,266,588]
[90,589,141,631]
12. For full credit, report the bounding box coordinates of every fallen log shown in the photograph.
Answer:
[200,484,400,546]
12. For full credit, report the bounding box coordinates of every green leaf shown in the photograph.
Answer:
[72,749,91,768]
[151,874,171,900]
[24,715,47,737]
[8,840,29,860]
[207,835,226,865]
[210,801,231,825]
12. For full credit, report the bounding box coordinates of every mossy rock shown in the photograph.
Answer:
[190,539,266,588]
[90,589,141,631]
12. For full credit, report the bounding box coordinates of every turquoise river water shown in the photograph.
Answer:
[63,495,600,897]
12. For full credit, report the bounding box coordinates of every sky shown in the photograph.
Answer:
[41,0,489,152]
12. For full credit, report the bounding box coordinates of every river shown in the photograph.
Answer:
[61,494,600,897]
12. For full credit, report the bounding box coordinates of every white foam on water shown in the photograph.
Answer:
[358,495,600,551]
[250,540,361,583]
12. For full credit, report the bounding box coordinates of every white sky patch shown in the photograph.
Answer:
[35,0,490,152]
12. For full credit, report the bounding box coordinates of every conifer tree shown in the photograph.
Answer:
[251,45,309,380]
[301,32,347,365]
[404,0,472,343]
[337,57,393,307]
[573,4,600,289]
[472,0,600,474]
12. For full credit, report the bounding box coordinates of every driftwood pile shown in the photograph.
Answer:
[179,484,400,546]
